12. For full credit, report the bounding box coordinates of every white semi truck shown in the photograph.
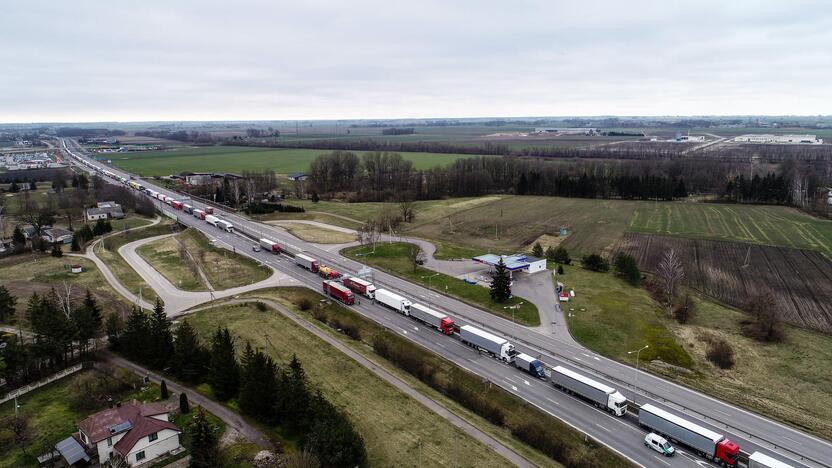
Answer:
[458,325,516,362]
[374,289,411,314]
[748,452,795,468]
[550,366,627,416]
[205,214,219,227]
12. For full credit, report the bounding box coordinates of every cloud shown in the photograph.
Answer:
[1,0,830,122]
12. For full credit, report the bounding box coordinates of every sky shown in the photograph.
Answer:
[1,0,831,123]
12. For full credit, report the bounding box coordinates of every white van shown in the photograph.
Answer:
[644,433,675,456]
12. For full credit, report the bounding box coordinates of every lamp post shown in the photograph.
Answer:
[627,344,649,403]
[421,273,439,289]
[503,302,523,323]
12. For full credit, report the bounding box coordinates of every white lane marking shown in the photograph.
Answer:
[595,423,610,433]
[511,385,517,391]
[524,380,530,386]
[545,397,560,406]
[781,435,802,445]
[435,342,446,349]
[653,455,671,466]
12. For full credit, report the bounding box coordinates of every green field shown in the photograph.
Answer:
[107,146,479,176]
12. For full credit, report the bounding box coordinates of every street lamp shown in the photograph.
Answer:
[420,273,439,289]
[627,344,649,403]
[503,302,523,323]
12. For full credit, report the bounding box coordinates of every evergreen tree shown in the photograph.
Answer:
[0,286,17,323]
[238,346,278,422]
[9,181,19,193]
[531,242,543,258]
[179,392,190,414]
[557,265,564,275]
[148,299,173,369]
[304,390,366,468]
[160,380,169,399]
[545,246,555,262]
[12,226,25,246]
[78,225,94,242]
[552,246,571,264]
[188,407,220,468]
[171,320,205,384]
[121,307,150,362]
[27,291,75,364]
[614,253,641,286]
[209,327,239,401]
[50,243,63,257]
[105,313,124,349]
[489,258,511,303]
[72,290,102,355]
[92,219,107,236]
[581,253,609,272]
[70,236,80,252]
[275,354,310,430]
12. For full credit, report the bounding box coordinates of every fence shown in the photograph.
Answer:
[0,363,85,405]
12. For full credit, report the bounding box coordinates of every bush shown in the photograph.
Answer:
[311,307,327,323]
[613,253,641,286]
[551,246,571,264]
[705,336,735,369]
[557,265,564,275]
[742,292,785,343]
[296,297,313,311]
[244,202,305,215]
[50,243,63,257]
[253,301,267,312]
[581,253,609,272]
[672,294,696,324]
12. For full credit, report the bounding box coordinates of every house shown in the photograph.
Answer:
[183,172,213,186]
[42,227,74,244]
[287,172,307,181]
[86,201,125,220]
[21,225,38,239]
[77,400,182,466]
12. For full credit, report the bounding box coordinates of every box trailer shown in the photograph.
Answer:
[748,451,794,468]
[259,238,281,254]
[318,265,341,279]
[409,303,455,335]
[550,366,627,416]
[458,325,516,362]
[205,214,219,227]
[217,220,233,233]
[323,281,355,305]
[204,206,214,214]
[171,200,183,210]
[638,404,740,466]
[342,277,376,299]
[183,204,193,214]
[193,209,206,220]
[295,253,319,272]
[513,353,545,379]
[374,289,411,314]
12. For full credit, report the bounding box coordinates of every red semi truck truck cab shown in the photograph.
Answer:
[439,317,455,335]
[715,439,740,466]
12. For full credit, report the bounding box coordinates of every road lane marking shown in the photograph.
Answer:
[653,455,671,466]
[545,397,560,406]
[595,423,610,433]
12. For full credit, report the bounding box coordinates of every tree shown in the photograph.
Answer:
[52,173,66,193]
[407,245,426,273]
[557,265,564,275]
[121,307,150,362]
[531,242,543,258]
[148,299,173,369]
[171,320,205,384]
[105,313,124,349]
[552,246,571,264]
[72,290,102,355]
[672,294,696,324]
[489,258,511,303]
[581,253,609,272]
[304,391,366,468]
[50,243,63,257]
[70,235,80,252]
[189,407,220,468]
[0,286,16,323]
[744,291,784,342]
[545,246,555,262]
[275,354,311,430]
[179,392,190,414]
[656,249,685,315]
[399,197,416,223]
[9,181,19,193]
[614,253,641,286]
[77,225,94,242]
[9,415,31,456]
[27,291,75,364]
[12,226,25,246]
[209,327,239,401]
[238,345,278,422]
[160,380,169,399]
[311,191,320,203]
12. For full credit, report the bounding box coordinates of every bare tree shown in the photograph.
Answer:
[657,248,685,315]
[399,197,416,223]
[54,281,74,320]
[408,245,426,272]
[360,219,382,252]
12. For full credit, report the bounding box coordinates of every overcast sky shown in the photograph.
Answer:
[1,0,830,123]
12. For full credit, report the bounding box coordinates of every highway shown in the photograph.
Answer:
[61,138,830,468]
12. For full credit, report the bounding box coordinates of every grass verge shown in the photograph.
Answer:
[276,222,356,244]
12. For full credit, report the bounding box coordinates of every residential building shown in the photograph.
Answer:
[42,227,74,244]
[287,172,307,181]
[77,400,182,466]
[86,201,125,220]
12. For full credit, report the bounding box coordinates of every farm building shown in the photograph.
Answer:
[472,253,547,276]
[733,134,823,144]
[42,227,73,244]
[86,201,124,220]
[288,172,307,181]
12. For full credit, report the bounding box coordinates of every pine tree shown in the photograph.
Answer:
[614,253,641,286]
[489,258,511,303]
[209,327,239,401]
[304,390,366,468]
[50,243,63,257]
[179,392,190,413]
[122,307,150,362]
[239,347,278,422]
[276,354,311,430]
[188,407,219,468]
[72,290,103,355]
[545,246,555,262]
[105,313,124,349]
[148,299,173,369]
[171,320,205,384]
[12,226,25,246]
[160,380,169,399]
[27,291,75,364]
[531,242,543,258]
[0,286,16,323]
[557,265,564,275]
[552,246,571,264]
[70,236,80,252]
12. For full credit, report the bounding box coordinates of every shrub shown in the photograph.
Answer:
[581,253,609,272]
[613,253,641,286]
[742,292,785,343]
[311,308,327,323]
[253,301,267,312]
[705,336,735,369]
[552,246,571,264]
[557,265,564,275]
[296,297,313,311]
[672,294,696,324]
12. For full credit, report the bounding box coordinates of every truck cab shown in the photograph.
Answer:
[608,391,628,416]
[439,317,455,335]
[715,438,740,467]
[529,360,545,378]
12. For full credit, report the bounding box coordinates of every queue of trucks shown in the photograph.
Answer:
[66,148,797,468]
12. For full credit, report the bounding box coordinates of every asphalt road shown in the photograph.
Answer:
[61,138,830,468]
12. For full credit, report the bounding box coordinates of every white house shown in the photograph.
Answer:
[78,400,182,466]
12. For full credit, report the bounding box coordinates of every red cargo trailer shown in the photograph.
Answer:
[323,281,355,305]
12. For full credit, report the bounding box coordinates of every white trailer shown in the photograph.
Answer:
[748,452,795,468]
[374,289,411,314]
[295,253,318,271]
[217,220,233,233]
[550,366,627,416]
[205,214,219,227]
[459,325,515,362]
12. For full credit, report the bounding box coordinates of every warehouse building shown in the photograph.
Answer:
[733,134,823,145]
[472,253,547,276]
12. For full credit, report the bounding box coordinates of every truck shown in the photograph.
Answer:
[747,451,794,468]
[171,200,183,210]
[295,253,319,272]
[323,281,355,305]
[318,265,341,279]
[205,214,219,227]
[183,204,193,214]
[204,206,214,214]
[409,303,455,335]
[550,366,627,416]
[342,277,376,299]
[638,404,740,466]
[374,289,411,315]
[458,325,516,362]
[217,220,234,233]
[193,209,206,220]
[513,353,545,379]
[259,238,281,254]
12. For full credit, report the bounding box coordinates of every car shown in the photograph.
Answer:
[252,244,261,252]
[644,433,675,457]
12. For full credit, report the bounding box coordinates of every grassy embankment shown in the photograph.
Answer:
[559,263,832,439]
[136,229,271,291]
[271,222,356,244]
[186,302,515,467]
[342,242,540,326]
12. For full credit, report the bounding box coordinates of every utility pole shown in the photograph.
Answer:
[627,344,649,403]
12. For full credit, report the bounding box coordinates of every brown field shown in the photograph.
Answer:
[613,233,832,333]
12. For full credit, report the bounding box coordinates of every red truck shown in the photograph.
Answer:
[323,281,355,305]
[318,265,341,280]
[343,277,376,299]
[259,238,281,254]
[171,200,183,210]
[193,209,206,220]
[204,206,214,214]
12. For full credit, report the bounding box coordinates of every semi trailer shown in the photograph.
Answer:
[550,366,627,416]
[409,303,455,335]
[323,281,355,305]
[638,403,740,466]
[183,204,193,214]
[747,451,794,468]
[295,253,319,272]
[374,289,411,314]
[193,209,206,220]
[513,353,545,379]
[205,214,219,227]
[342,277,376,299]
[259,238,281,254]
[459,325,516,362]
[216,220,234,232]
[171,200,183,210]
[318,265,341,279]
[204,206,214,214]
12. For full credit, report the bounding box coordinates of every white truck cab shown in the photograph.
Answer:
[609,391,628,416]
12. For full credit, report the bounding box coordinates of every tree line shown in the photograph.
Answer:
[109,301,366,467]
